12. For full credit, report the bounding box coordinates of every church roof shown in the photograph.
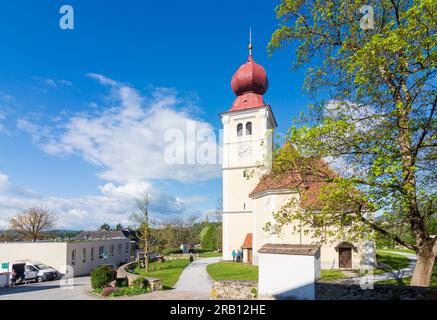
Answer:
[258,243,320,256]
[242,233,253,249]
[249,158,338,209]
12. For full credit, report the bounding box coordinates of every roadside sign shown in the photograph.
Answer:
[1,263,9,269]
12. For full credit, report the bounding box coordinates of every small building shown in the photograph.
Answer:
[0,231,131,277]
[258,243,321,300]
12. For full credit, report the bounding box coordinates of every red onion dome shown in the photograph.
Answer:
[231,55,268,96]
[230,54,269,112]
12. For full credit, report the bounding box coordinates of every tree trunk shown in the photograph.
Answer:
[410,242,436,287]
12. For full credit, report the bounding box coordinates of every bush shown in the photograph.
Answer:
[131,277,150,289]
[109,286,150,297]
[162,248,183,255]
[115,277,129,288]
[91,266,116,289]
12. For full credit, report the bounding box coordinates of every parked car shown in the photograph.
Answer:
[9,261,59,285]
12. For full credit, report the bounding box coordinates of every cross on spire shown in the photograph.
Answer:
[249,27,253,56]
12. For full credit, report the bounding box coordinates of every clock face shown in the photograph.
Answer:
[238,143,252,159]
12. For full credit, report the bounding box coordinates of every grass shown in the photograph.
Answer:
[320,270,348,281]
[134,259,191,290]
[378,248,416,254]
[199,251,222,258]
[377,260,437,287]
[207,262,258,281]
[374,250,411,275]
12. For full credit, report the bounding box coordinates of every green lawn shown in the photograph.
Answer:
[377,260,437,287]
[378,248,416,254]
[374,250,411,275]
[207,262,258,281]
[134,259,191,290]
[320,269,348,281]
[199,251,222,258]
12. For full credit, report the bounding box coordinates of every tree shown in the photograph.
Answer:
[115,223,123,231]
[10,206,57,242]
[268,0,436,286]
[99,223,111,231]
[131,194,156,273]
[200,224,217,250]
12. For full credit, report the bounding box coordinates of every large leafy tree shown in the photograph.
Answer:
[267,0,436,286]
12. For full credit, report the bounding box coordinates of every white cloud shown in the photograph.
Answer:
[0,173,195,230]
[36,77,73,89]
[19,74,221,183]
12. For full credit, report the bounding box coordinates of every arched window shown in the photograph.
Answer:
[246,122,252,136]
[237,123,243,137]
[71,249,76,265]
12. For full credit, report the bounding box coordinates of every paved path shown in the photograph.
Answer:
[0,276,95,300]
[173,257,221,293]
[336,251,417,285]
[0,257,222,300]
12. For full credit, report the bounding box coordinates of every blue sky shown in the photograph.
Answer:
[0,0,313,230]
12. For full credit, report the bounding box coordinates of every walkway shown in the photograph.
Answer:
[337,251,417,285]
[173,257,221,293]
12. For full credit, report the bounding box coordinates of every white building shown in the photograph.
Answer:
[221,45,374,269]
[0,231,131,277]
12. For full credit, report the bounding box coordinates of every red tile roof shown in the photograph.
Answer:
[242,233,253,249]
[249,158,337,209]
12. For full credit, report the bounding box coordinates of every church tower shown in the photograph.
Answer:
[220,41,277,261]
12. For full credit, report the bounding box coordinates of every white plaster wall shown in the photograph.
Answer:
[67,239,130,276]
[258,253,318,300]
[252,192,370,269]
[0,242,68,273]
[221,106,275,261]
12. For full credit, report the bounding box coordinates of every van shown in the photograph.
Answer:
[10,261,59,285]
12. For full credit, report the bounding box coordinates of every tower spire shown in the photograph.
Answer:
[249,27,253,56]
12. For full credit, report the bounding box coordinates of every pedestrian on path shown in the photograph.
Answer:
[232,250,236,262]
[236,250,241,263]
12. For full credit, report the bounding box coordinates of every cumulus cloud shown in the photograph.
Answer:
[0,173,196,230]
[11,74,218,229]
[19,74,221,183]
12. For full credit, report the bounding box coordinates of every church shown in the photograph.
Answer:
[220,43,372,269]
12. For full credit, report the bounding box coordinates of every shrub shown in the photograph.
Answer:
[162,248,183,255]
[109,286,150,297]
[116,277,129,288]
[91,266,116,289]
[131,277,150,289]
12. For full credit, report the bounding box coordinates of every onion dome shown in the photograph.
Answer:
[229,49,269,112]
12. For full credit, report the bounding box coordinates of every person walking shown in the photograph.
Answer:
[236,250,241,263]
[240,249,244,263]
[232,249,236,263]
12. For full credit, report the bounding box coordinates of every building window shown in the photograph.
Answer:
[82,248,86,263]
[125,243,129,254]
[110,245,114,256]
[91,247,94,261]
[237,123,243,137]
[71,250,76,266]
[99,246,105,259]
[118,243,122,255]
[246,122,252,135]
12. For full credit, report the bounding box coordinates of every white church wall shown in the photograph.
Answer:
[258,251,320,300]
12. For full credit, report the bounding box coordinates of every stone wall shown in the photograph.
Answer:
[210,280,437,300]
[316,283,437,300]
[117,261,162,291]
[211,281,258,300]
